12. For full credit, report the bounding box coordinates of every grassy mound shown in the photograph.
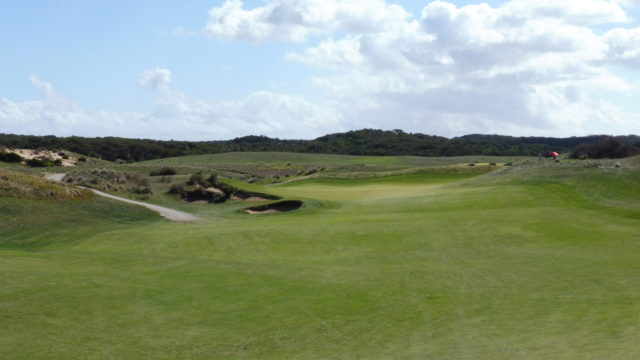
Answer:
[0,168,89,201]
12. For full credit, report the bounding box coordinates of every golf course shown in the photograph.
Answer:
[1,152,639,359]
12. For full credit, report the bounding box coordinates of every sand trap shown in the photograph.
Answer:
[205,187,224,195]
[245,200,303,215]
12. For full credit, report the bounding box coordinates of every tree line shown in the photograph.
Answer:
[1,129,638,162]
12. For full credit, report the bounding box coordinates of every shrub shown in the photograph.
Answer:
[207,173,218,185]
[26,158,54,167]
[168,183,186,196]
[77,157,87,162]
[187,172,205,186]
[0,152,23,163]
[489,162,497,166]
[150,167,177,176]
[571,137,639,159]
[129,175,152,195]
[131,184,153,195]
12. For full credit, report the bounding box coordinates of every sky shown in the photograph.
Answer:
[1,0,639,140]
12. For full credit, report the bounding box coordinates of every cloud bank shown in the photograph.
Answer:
[0,76,343,140]
[203,0,640,136]
[2,0,639,139]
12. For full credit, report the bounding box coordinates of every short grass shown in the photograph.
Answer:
[1,155,639,359]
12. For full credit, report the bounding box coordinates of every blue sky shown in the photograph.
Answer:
[1,0,639,140]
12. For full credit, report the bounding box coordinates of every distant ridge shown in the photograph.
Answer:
[1,129,638,162]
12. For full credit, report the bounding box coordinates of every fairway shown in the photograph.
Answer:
[1,156,640,359]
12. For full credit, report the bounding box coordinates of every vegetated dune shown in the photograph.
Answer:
[0,168,89,200]
[621,154,640,168]
[1,148,79,166]
[245,200,303,214]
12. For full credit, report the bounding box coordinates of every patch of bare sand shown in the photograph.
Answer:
[2,148,78,166]
[245,209,280,215]
[205,187,224,195]
[232,195,271,202]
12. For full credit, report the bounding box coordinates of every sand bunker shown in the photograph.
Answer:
[245,200,303,215]
[205,187,224,195]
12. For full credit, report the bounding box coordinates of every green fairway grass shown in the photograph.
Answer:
[134,151,526,171]
[1,155,639,359]
[125,152,527,182]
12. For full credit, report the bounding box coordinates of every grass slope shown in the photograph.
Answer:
[1,156,639,359]
[0,168,89,200]
[137,151,526,169]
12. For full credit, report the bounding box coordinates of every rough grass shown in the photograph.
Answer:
[129,152,527,182]
[1,155,639,359]
[0,168,89,200]
[138,152,527,167]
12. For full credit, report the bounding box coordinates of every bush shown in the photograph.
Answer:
[168,183,186,196]
[0,152,23,163]
[129,175,152,195]
[150,167,177,176]
[187,172,205,186]
[207,173,218,185]
[26,158,54,167]
[77,157,87,162]
[571,137,639,159]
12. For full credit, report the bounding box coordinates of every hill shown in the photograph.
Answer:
[1,130,638,162]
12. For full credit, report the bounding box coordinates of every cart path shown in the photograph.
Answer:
[45,173,199,222]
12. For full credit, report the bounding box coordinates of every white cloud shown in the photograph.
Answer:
[138,67,172,90]
[0,77,344,140]
[605,27,640,68]
[280,0,639,136]
[203,0,412,42]
[5,0,640,140]
[29,75,56,98]
[501,0,629,25]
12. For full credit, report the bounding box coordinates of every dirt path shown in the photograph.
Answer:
[87,189,199,222]
[44,173,199,222]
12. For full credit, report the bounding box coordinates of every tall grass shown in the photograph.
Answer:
[0,168,89,201]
